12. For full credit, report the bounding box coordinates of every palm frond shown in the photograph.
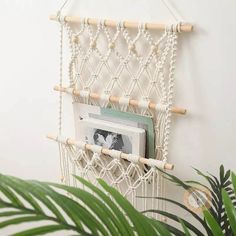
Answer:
[0,173,172,236]
[203,210,224,236]
[142,209,204,236]
[150,166,236,236]
[179,219,191,236]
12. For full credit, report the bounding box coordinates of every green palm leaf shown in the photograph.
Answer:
[151,220,185,236]
[97,178,157,236]
[48,182,125,236]
[1,177,44,214]
[0,216,46,229]
[203,210,224,236]
[74,176,135,236]
[143,209,204,236]
[4,175,67,223]
[0,173,170,235]
[222,189,236,234]
[147,218,172,236]
[157,166,235,235]
[0,211,32,217]
[0,182,24,207]
[232,172,236,194]
[179,219,191,236]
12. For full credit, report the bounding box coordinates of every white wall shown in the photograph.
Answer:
[0,0,236,234]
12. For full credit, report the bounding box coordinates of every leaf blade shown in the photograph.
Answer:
[179,219,191,236]
[49,182,121,236]
[203,210,224,236]
[222,189,236,235]
[98,179,157,236]
[74,175,134,236]
[0,216,45,229]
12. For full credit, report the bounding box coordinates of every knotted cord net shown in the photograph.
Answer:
[55,16,179,216]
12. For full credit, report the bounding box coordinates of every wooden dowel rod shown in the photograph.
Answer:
[46,134,174,170]
[54,85,186,115]
[49,15,193,33]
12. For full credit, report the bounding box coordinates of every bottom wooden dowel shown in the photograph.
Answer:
[47,134,174,170]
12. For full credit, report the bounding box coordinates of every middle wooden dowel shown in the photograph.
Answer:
[53,85,186,115]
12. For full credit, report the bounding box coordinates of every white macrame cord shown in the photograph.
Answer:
[53,14,180,217]
[49,0,190,217]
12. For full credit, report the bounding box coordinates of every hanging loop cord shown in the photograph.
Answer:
[57,0,70,17]
[56,0,184,22]
[159,0,184,22]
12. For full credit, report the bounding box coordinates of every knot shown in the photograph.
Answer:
[90,40,96,49]
[74,151,82,161]
[138,99,150,110]
[176,22,182,33]
[108,42,115,50]
[123,60,128,66]
[119,96,130,106]
[79,90,90,99]
[75,141,86,150]
[90,145,103,154]
[109,150,122,159]
[92,73,98,79]
[72,35,80,44]
[117,21,125,31]
[99,19,106,28]
[150,80,157,85]
[146,159,166,169]
[127,154,140,164]
[165,24,172,33]
[165,22,182,33]
[112,76,119,81]
[56,12,66,24]
[155,103,168,113]
[128,43,136,52]
[151,45,158,54]
[76,149,84,158]
[92,152,101,161]
[141,62,148,69]
[129,186,136,191]
[100,93,110,107]
[83,85,89,90]
[83,55,89,61]
[82,17,89,26]
[138,22,146,32]
[87,160,93,168]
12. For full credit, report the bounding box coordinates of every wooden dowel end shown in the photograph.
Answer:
[164,163,174,170]
[46,134,56,140]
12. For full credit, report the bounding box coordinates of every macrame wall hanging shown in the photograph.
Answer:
[47,0,193,218]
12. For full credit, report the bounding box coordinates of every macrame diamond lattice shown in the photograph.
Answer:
[57,18,178,215]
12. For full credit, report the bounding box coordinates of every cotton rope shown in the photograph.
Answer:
[54,0,181,219]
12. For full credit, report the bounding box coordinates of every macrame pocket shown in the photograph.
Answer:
[48,7,192,217]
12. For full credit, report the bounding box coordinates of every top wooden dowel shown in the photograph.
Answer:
[49,15,193,32]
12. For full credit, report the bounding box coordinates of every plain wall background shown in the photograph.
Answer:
[0,0,236,234]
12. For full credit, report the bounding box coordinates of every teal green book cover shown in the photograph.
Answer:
[101,108,155,159]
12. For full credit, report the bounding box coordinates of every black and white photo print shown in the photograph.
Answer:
[90,129,132,153]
